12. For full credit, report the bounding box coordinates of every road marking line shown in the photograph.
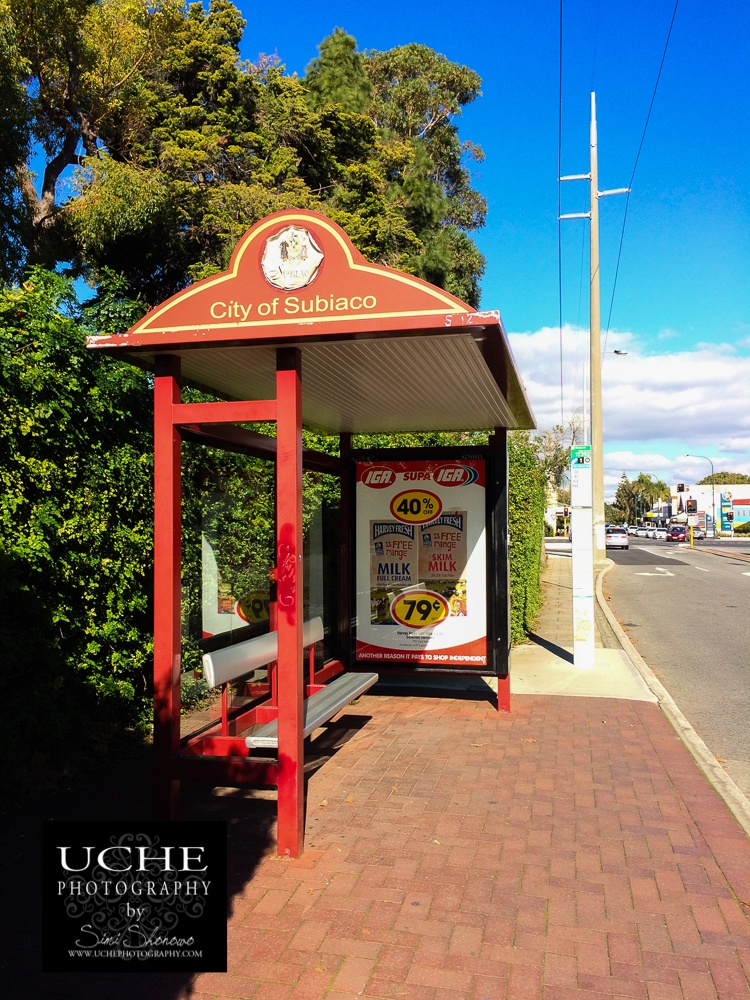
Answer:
[742,572,750,577]
[694,566,709,572]
[634,568,675,577]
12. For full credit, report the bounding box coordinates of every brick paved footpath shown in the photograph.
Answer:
[176,690,750,1000]
[20,554,750,1000]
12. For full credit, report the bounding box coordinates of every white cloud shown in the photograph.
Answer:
[720,436,750,453]
[508,324,750,451]
[603,451,750,483]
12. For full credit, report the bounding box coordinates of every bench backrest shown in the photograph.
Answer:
[202,616,324,689]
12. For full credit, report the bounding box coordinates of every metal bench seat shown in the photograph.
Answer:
[245,671,379,749]
[203,617,324,689]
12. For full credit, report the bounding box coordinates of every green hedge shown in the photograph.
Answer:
[508,432,547,643]
[0,271,155,793]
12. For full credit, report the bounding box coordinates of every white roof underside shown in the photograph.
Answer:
[155,333,523,433]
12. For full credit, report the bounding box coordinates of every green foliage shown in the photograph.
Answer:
[304,27,373,113]
[3,3,487,307]
[0,4,30,280]
[613,472,669,523]
[507,432,546,643]
[696,471,750,485]
[605,503,627,524]
[0,268,154,792]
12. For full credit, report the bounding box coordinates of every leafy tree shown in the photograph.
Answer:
[696,471,750,485]
[304,27,372,113]
[4,4,488,307]
[633,473,669,504]
[534,411,583,488]
[605,503,627,524]
[613,474,636,523]
[0,3,30,280]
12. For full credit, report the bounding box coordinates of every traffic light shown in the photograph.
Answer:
[686,499,698,514]
[677,483,685,492]
[563,507,569,516]
[727,511,734,522]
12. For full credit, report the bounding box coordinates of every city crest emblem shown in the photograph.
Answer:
[261,226,324,290]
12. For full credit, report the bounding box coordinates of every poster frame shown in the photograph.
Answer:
[347,441,509,679]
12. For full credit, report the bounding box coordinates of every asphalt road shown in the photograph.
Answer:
[604,537,750,796]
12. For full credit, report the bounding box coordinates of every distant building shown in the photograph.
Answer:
[669,483,750,533]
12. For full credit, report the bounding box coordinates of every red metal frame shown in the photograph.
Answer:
[274,348,305,857]
[153,356,182,820]
[152,348,312,855]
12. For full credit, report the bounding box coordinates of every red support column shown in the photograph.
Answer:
[153,355,182,819]
[275,348,305,857]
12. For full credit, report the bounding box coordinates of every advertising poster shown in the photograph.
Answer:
[355,459,486,667]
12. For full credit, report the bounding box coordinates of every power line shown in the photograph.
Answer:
[602,0,680,358]
[557,0,564,426]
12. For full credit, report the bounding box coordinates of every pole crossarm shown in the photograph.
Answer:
[559,174,591,181]
[559,212,591,220]
[599,188,630,197]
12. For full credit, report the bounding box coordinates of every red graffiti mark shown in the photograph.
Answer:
[277,524,297,623]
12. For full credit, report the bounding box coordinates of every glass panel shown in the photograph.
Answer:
[182,443,275,720]
[303,471,341,669]
[181,442,342,725]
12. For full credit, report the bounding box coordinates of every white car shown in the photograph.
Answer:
[605,527,629,549]
[636,526,649,537]
[654,527,668,540]
[627,525,638,535]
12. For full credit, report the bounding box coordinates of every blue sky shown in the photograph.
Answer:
[232,0,750,492]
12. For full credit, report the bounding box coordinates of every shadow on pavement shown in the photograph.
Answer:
[0,713,373,999]
[526,632,574,663]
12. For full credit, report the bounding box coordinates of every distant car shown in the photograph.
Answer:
[692,526,706,540]
[654,527,668,540]
[666,526,687,542]
[627,525,638,535]
[636,526,649,537]
[646,526,657,538]
[605,527,629,549]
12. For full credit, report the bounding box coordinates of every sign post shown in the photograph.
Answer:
[570,446,595,668]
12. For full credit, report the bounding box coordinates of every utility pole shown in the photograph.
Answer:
[560,92,629,563]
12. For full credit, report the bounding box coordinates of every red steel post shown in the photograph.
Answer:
[275,348,305,857]
[153,355,182,818]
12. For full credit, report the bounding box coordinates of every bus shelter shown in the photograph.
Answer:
[87,210,535,857]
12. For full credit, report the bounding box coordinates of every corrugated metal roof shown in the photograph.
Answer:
[141,330,530,433]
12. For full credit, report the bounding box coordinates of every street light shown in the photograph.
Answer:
[684,454,716,538]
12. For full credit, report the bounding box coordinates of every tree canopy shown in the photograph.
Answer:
[609,472,670,524]
[2,3,487,306]
[696,471,750,485]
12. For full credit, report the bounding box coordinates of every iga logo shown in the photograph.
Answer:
[362,465,395,488]
[433,464,479,487]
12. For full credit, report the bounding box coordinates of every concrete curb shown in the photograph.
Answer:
[596,559,750,839]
